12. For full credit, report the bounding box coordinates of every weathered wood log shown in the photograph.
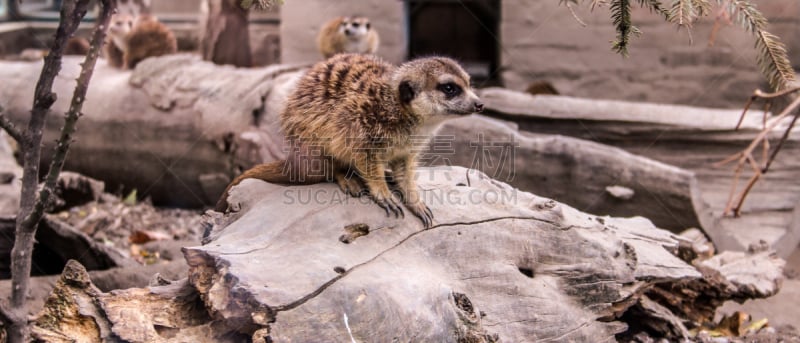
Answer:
[1,58,791,255]
[429,115,715,235]
[478,88,800,258]
[0,55,305,208]
[0,258,189,319]
[23,167,784,342]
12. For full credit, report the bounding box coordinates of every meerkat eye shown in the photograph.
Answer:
[352,22,360,28]
[365,22,371,30]
[437,83,462,98]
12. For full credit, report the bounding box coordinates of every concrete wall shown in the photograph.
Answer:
[499,1,800,108]
[280,0,406,65]
[280,1,798,108]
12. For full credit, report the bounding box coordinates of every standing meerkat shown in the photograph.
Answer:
[216,53,484,228]
[104,13,177,69]
[317,16,379,59]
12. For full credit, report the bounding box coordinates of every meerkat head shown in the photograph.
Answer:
[392,57,484,119]
[108,14,134,51]
[339,16,372,40]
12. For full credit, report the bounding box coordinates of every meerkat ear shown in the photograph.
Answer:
[399,81,415,104]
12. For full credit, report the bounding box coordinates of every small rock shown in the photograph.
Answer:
[605,185,634,200]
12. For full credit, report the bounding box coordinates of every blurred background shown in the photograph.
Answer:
[0,0,797,108]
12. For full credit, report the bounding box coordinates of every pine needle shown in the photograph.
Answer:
[240,0,283,11]
[611,0,639,56]
[592,0,610,10]
[637,0,670,19]
[670,0,690,26]
[719,0,796,91]
[754,31,797,91]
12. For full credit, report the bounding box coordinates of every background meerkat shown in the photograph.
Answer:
[104,13,177,69]
[64,37,90,55]
[317,16,379,59]
[216,53,483,228]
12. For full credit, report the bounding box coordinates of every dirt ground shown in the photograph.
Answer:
[716,247,800,340]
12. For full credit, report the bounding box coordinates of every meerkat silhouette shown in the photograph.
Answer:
[317,16,379,58]
[104,13,177,69]
[216,54,484,228]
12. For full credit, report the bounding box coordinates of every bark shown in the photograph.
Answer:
[200,0,252,67]
[21,167,786,342]
[2,1,113,341]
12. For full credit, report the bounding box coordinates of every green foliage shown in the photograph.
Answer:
[240,0,284,11]
[123,189,138,206]
[610,0,639,56]
[560,0,796,91]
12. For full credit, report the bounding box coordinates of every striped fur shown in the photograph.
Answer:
[217,53,483,228]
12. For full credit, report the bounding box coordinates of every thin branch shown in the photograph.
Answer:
[763,111,799,172]
[720,89,800,216]
[20,0,115,233]
[0,106,23,144]
[5,1,113,342]
[566,2,588,27]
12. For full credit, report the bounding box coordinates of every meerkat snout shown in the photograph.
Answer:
[475,101,484,112]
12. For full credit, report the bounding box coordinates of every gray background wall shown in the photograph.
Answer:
[499,1,800,108]
[280,0,799,108]
[280,0,406,65]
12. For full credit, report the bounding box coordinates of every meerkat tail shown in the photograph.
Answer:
[215,160,328,212]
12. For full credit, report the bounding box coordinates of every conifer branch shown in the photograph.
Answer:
[611,0,639,56]
[240,0,283,11]
[637,0,669,19]
[719,0,796,91]
[667,0,710,27]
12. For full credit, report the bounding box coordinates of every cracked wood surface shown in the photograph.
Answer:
[185,166,701,341]
[21,167,784,342]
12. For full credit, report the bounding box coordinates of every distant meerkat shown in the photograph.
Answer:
[317,16,379,59]
[104,13,177,69]
[525,81,559,96]
[64,37,90,55]
[216,53,483,228]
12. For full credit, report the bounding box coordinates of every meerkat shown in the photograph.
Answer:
[104,13,177,69]
[525,81,559,96]
[64,37,90,55]
[317,16,379,59]
[216,53,484,228]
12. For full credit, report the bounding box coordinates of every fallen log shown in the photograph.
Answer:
[0,55,306,208]
[429,115,714,234]
[22,167,784,342]
[478,88,800,258]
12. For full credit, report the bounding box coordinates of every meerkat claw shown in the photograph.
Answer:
[407,202,433,228]
[375,196,404,218]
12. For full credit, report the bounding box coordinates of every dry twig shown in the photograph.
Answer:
[0,106,23,144]
[2,1,115,342]
[716,87,800,216]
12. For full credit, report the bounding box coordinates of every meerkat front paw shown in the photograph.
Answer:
[373,193,404,219]
[405,200,433,229]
